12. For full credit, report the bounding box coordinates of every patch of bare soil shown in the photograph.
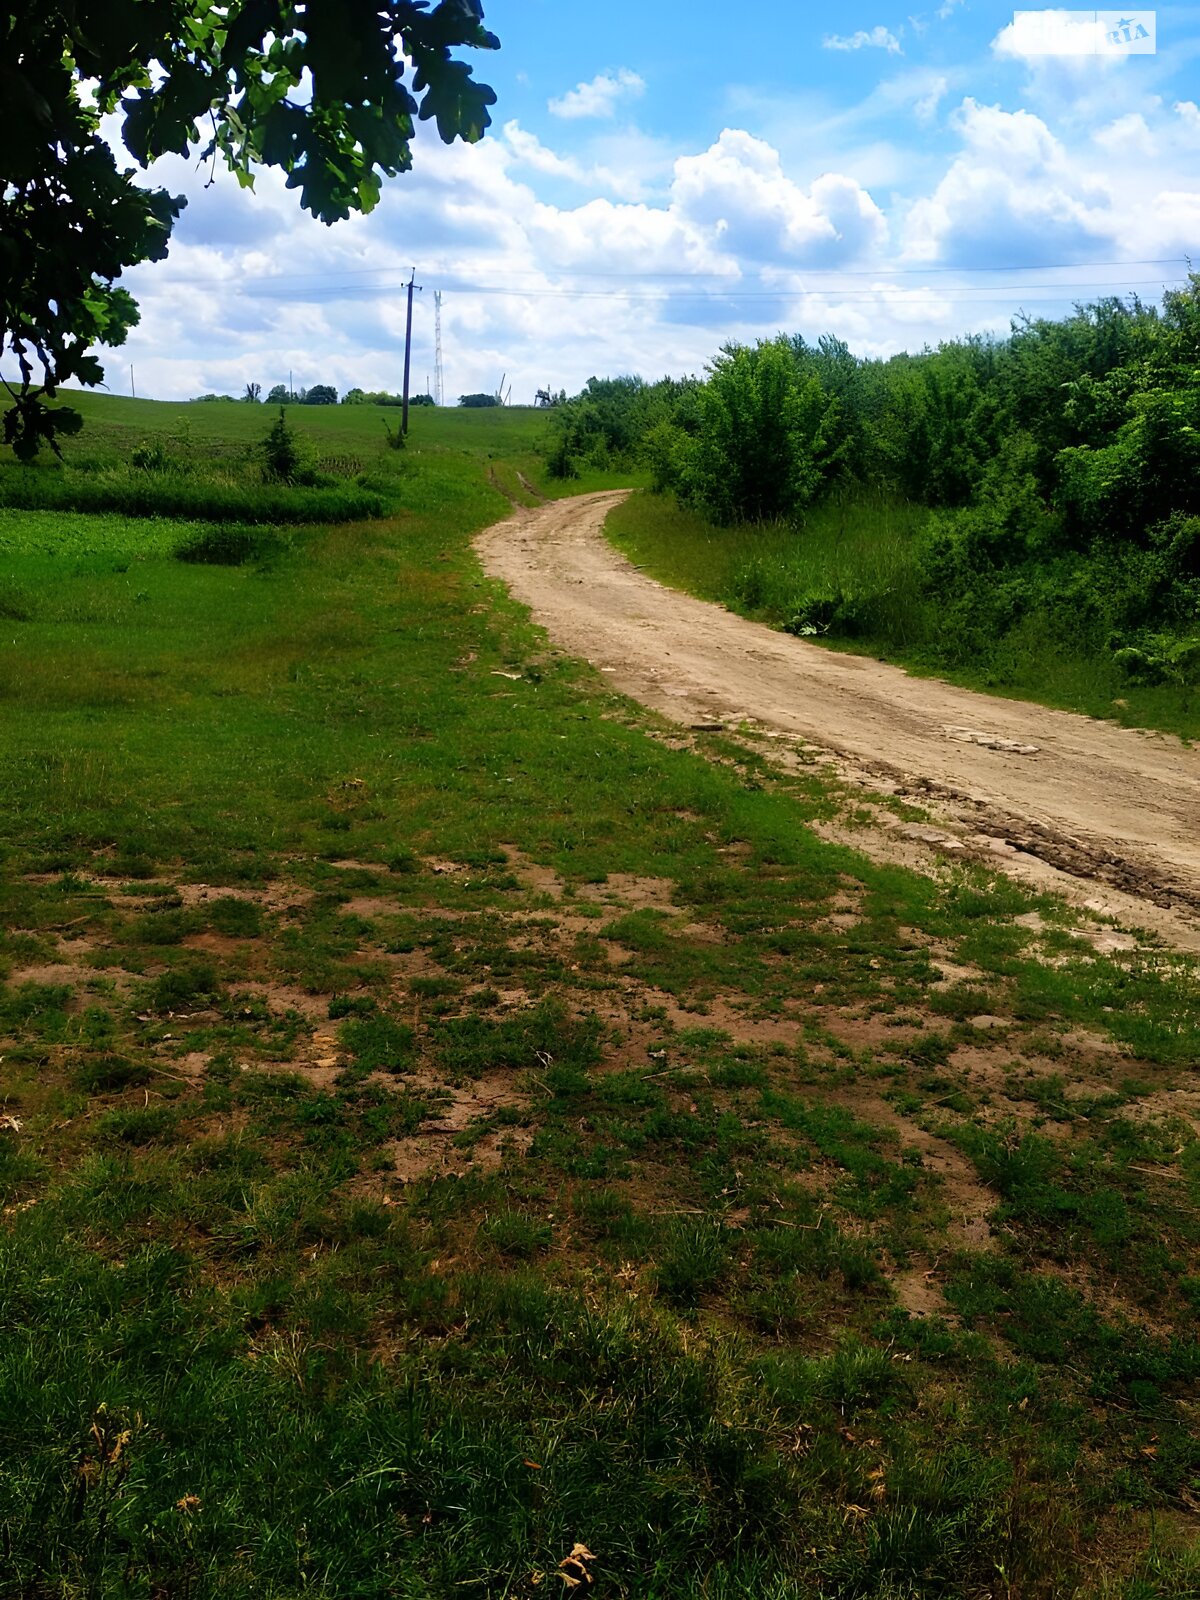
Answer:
[9,961,101,992]
[892,1266,951,1319]
[173,881,314,916]
[834,1091,998,1254]
[476,493,1200,952]
[389,1068,532,1181]
[240,982,330,1021]
[578,874,679,913]
[501,847,567,902]
[339,897,399,920]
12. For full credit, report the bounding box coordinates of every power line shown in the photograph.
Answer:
[222,276,1190,306]
[141,255,1191,288]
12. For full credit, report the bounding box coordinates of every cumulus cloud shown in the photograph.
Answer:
[500,122,664,201]
[823,26,903,55]
[84,79,1198,410]
[502,122,591,184]
[671,129,888,265]
[902,95,1200,269]
[548,68,645,121]
[903,98,1112,264]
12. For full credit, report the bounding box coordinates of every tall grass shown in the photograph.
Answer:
[725,488,928,647]
[0,461,387,524]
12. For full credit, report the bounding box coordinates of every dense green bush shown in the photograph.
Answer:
[584,275,1200,722]
[680,339,841,524]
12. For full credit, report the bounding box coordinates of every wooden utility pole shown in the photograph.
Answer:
[402,268,422,434]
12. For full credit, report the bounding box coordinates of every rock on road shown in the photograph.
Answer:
[476,490,1200,946]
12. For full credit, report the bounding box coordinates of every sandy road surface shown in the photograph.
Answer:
[477,491,1200,947]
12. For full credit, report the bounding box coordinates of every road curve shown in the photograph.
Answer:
[476,491,1200,938]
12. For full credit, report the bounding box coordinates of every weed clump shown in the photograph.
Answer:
[147,961,221,1013]
[174,523,289,566]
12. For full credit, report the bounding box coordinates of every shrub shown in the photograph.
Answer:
[130,438,174,472]
[545,428,578,480]
[681,338,841,524]
[1112,645,1168,685]
[0,581,34,621]
[1169,637,1200,683]
[261,408,304,482]
[642,419,687,494]
[175,524,290,565]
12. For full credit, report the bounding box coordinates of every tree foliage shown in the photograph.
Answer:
[1,0,499,457]
[683,340,841,523]
[547,277,1200,690]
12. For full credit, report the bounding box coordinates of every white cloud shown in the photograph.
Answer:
[548,68,645,121]
[1176,101,1200,133]
[502,122,590,185]
[903,97,1103,264]
[914,74,948,124]
[671,129,888,264]
[1093,112,1155,157]
[823,26,903,55]
[500,122,665,202]
[902,95,1200,268]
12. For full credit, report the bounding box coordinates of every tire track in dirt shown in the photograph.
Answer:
[476,492,1200,951]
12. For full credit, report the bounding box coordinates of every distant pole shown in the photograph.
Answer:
[130,365,135,399]
[402,268,422,434]
[289,369,293,403]
[434,290,444,407]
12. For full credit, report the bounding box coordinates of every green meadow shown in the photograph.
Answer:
[0,394,1198,1598]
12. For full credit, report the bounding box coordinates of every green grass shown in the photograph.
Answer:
[606,488,1200,741]
[0,394,1198,1597]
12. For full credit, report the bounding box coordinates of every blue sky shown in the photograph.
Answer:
[108,2,1200,403]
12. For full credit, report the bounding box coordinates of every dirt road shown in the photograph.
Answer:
[476,491,1200,947]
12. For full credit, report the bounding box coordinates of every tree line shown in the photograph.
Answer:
[189,385,474,407]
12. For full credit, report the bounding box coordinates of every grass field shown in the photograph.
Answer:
[1,395,1199,1598]
[605,491,1200,743]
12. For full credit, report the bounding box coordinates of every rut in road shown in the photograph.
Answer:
[476,490,1200,952]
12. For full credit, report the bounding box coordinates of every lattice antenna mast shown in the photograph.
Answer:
[434,290,445,408]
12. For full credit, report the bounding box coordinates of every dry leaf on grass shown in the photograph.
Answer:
[558,1542,597,1589]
